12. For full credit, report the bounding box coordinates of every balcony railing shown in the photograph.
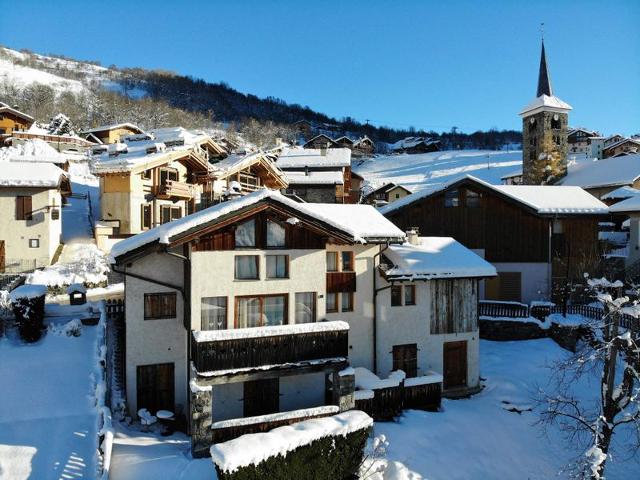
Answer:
[157,180,198,199]
[191,321,349,374]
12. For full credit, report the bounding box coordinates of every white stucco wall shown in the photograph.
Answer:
[0,187,62,269]
[376,276,480,390]
[124,252,187,416]
[491,262,550,303]
[627,215,640,267]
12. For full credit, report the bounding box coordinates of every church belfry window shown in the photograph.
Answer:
[551,114,561,130]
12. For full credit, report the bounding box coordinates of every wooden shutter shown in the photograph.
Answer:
[0,241,5,273]
[24,196,32,220]
[144,292,177,319]
[392,344,418,378]
[136,363,175,414]
[499,272,521,302]
[141,204,151,229]
[16,196,32,220]
[243,379,279,417]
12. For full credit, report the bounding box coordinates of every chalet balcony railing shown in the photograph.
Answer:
[191,321,349,373]
[191,144,210,164]
[157,180,198,199]
[326,272,356,293]
[11,130,95,148]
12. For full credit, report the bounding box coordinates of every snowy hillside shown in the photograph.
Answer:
[354,150,523,194]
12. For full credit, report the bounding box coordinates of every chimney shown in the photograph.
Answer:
[406,227,420,245]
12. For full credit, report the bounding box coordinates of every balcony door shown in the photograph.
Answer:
[243,378,279,417]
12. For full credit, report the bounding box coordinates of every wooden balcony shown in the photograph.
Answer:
[326,271,356,293]
[157,180,198,199]
[191,321,349,375]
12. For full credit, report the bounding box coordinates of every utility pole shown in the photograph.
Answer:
[451,126,458,150]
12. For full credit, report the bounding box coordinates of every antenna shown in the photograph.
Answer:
[540,22,545,41]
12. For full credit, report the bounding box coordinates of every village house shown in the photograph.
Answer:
[362,182,413,206]
[335,136,354,149]
[350,171,365,203]
[390,136,441,154]
[80,122,146,145]
[500,169,524,185]
[559,153,640,200]
[352,136,375,157]
[276,146,354,203]
[381,175,609,304]
[603,137,640,159]
[567,127,599,154]
[303,134,339,150]
[0,160,70,273]
[109,188,491,456]
[0,102,34,140]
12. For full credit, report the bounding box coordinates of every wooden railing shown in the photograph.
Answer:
[354,379,441,420]
[404,382,442,411]
[191,323,349,373]
[479,300,529,318]
[157,180,197,199]
[11,130,95,147]
[326,272,356,293]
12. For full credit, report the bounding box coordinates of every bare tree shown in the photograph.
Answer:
[538,276,640,479]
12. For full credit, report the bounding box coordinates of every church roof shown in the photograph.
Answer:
[537,40,553,97]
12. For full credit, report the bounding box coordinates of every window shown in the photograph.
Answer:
[29,238,40,248]
[16,196,33,221]
[235,255,259,280]
[235,218,256,247]
[295,292,316,324]
[326,292,338,313]
[141,204,152,230]
[465,190,480,208]
[51,208,60,220]
[244,379,279,417]
[393,344,418,378]
[144,292,177,320]
[266,219,286,247]
[266,255,288,279]
[404,285,416,305]
[159,168,178,184]
[341,251,354,272]
[326,252,338,272]
[160,205,181,224]
[236,294,287,328]
[551,117,561,129]
[141,169,151,180]
[341,292,354,312]
[395,193,400,199]
[391,285,403,306]
[444,189,459,208]
[201,296,227,330]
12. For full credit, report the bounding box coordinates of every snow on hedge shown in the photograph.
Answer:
[192,320,349,343]
[26,243,109,287]
[211,405,339,430]
[210,410,373,473]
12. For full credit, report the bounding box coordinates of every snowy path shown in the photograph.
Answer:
[0,317,101,479]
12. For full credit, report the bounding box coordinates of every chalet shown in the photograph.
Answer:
[560,153,640,199]
[335,136,354,149]
[303,134,339,150]
[603,138,640,159]
[381,175,609,303]
[109,189,406,456]
[350,171,365,203]
[377,234,495,395]
[80,122,146,144]
[390,137,441,154]
[568,127,599,154]
[352,136,375,157]
[500,169,523,185]
[0,102,34,139]
[277,146,354,203]
[293,120,313,139]
[110,187,491,455]
[0,160,71,273]
[600,186,640,205]
[588,136,607,160]
[362,182,412,206]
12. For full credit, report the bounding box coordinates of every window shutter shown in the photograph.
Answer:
[24,196,32,220]
[16,197,24,220]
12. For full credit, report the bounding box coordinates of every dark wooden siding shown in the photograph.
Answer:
[326,272,357,293]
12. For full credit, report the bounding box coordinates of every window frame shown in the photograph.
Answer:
[444,189,459,208]
[201,296,228,330]
[341,291,354,312]
[341,251,355,272]
[266,218,286,248]
[326,251,338,272]
[234,255,260,280]
[404,285,416,306]
[266,254,289,279]
[294,292,317,324]
[144,292,177,320]
[235,293,288,328]
[391,285,403,307]
[28,238,40,249]
[326,292,338,313]
[235,218,257,248]
[141,204,152,230]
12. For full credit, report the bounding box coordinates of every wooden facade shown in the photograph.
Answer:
[429,279,478,334]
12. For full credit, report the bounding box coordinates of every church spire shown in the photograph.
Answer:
[536,39,553,97]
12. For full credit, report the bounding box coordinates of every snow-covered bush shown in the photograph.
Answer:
[10,285,47,343]
[49,318,82,337]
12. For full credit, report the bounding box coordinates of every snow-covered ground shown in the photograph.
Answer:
[353,150,523,193]
[107,338,639,480]
[0,309,104,479]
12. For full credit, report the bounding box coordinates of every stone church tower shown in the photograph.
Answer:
[519,40,572,185]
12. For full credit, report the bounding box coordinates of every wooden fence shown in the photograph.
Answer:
[355,380,442,421]
[479,301,529,318]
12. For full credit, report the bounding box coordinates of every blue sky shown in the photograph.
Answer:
[2,0,639,134]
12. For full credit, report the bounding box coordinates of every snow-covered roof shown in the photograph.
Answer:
[390,136,440,151]
[383,237,497,280]
[276,147,351,168]
[66,283,87,294]
[149,126,208,146]
[609,195,640,213]
[500,169,523,180]
[81,122,144,134]
[560,154,640,189]
[9,284,47,301]
[364,182,412,198]
[0,138,66,164]
[603,138,640,152]
[519,94,572,116]
[600,186,640,201]
[0,102,34,122]
[193,320,349,342]
[381,175,608,216]
[111,189,405,260]
[285,170,344,185]
[0,161,68,188]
